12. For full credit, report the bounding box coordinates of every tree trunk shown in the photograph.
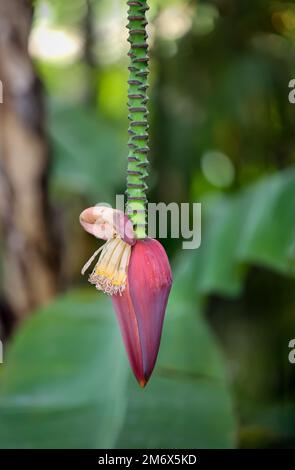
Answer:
[0,0,59,327]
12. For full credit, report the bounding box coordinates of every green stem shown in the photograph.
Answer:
[126,0,149,239]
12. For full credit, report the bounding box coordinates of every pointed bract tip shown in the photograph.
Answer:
[139,378,147,388]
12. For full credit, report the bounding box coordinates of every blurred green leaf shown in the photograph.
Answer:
[0,290,128,449]
[193,168,295,297]
[237,169,295,274]
[0,277,236,448]
[49,104,125,200]
[197,193,250,297]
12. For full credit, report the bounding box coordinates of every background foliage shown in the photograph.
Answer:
[1,0,295,448]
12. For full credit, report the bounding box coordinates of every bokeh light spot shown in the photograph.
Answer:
[201,151,235,188]
[193,4,219,36]
[156,6,192,41]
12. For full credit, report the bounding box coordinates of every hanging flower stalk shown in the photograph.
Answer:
[126,0,149,238]
[80,0,172,388]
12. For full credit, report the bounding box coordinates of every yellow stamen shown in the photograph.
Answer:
[82,238,131,296]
